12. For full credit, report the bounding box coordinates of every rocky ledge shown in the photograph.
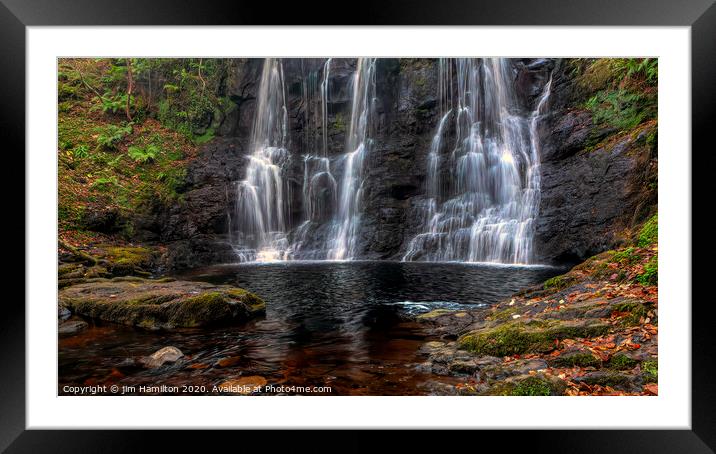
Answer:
[412,243,658,396]
[58,277,266,330]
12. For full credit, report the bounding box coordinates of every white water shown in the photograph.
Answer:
[231,58,549,264]
[326,58,377,260]
[403,58,552,264]
[232,58,291,262]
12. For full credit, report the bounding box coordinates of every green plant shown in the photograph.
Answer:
[72,144,89,159]
[637,255,658,286]
[638,214,658,247]
[128,144,159,163]
[611,58,658,84]
[91,176,119,191]
[92,92,134,115]
[585,89,655,131]
[95,123,133,150]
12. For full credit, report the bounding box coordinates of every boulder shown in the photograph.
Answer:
[58,278,266,330]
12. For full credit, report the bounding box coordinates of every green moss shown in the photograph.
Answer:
[106,246,152,265]
[488,375,565,396]
[417,309,454,319]
[552,352,602,368]
[488,306,521,322]
[612,247,640,265]
[511,376,557,396]
[458,320,610,356]
[637,214,658,247]
[609,353,639,370]
[543,274,575,292]
[637,255,658,286]
[611,301,650,326]
[642,359,658,383]
[332,113,345,132]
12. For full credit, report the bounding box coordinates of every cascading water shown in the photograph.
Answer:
[232,58,292,262]
[326,57,377,260]
[403,58,552,264]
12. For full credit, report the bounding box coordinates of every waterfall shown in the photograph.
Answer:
[233,58,291,262]
[403,58,552,264]
[326,58,377,260]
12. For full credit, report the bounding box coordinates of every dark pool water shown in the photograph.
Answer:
[58,261,561,396]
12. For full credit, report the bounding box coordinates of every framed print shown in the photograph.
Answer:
[5,0,716,451]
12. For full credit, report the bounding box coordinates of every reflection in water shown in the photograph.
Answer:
[58,262,560,395]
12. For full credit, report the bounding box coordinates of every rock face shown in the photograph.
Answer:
[58,277,266,330]
[122,58,656,268]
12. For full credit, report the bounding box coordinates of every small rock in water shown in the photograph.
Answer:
[140,346,184,368]
[214,356,242,368]
[58,306,71,322]
[58,320,87,335]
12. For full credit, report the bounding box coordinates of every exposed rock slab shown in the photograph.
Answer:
[58,277,265,330]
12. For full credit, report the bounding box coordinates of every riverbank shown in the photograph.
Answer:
[412,239,658,396]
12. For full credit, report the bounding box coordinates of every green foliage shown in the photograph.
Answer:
[585,89,655,131]
[96,123,133,149]
[72,144,89,159]
[128,144,159,163]
[92,92,134,115]
[152,58,229,141]
[193,127,215,145]
[637,255,658,286]
[611,58,658,84]
[91,176,119,191]
[638,214,658,247]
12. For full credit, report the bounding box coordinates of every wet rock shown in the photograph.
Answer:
[141,346,184,368]
[58,305,71,322]
[458,319,610,357]
[214,356,242,368]
[573,370,641,392]
[58,320,87,336]
[58,278,266,330]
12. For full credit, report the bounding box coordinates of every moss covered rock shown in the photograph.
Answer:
[486,374,567,396]
[58,278,265,330]
[458,319,610,357]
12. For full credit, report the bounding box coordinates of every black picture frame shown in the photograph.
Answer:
[4,0,715,451]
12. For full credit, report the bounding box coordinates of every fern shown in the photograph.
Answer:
[128,144,159,163]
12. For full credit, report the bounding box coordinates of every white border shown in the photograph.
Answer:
[27,26,691,429]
